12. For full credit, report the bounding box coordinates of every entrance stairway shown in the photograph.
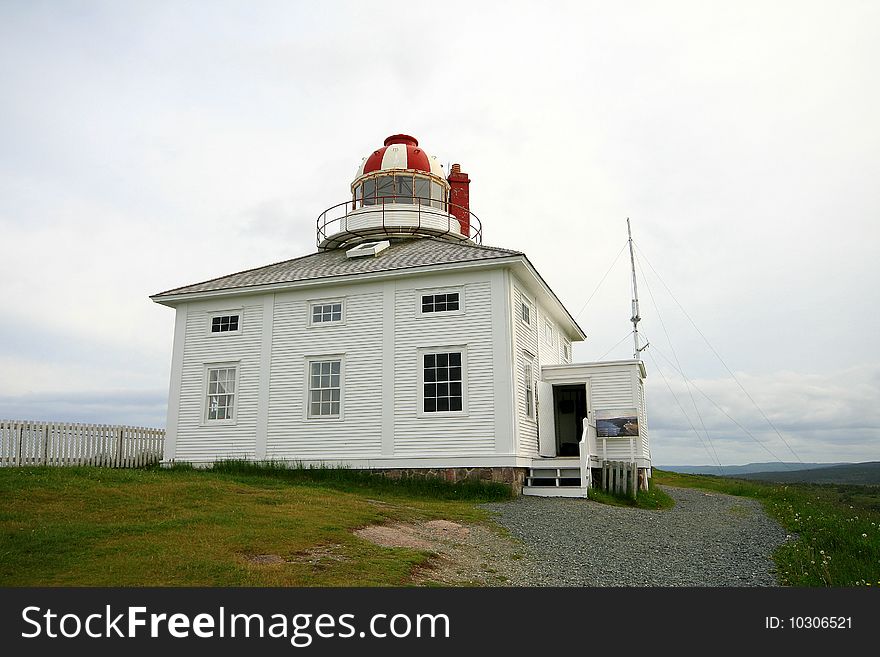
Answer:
[522,463,588,498]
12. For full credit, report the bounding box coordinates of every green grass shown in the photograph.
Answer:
[0,465,510,587]
[210,460,514,502]
[653,469,880,587]
[589,484,676,510]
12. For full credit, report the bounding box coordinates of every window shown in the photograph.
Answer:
[421,292,460,314]
[422,351,463,413]
[211,314,239,333]
[311,302,343,324]
[562,341,571,362]
[520,301,531,326]
[544,320,554,345]
[376,175,394,203]
[206,366,236,421]
[414,177,430,204]
[308,359,341,417]
[396,174,413,201]
[430,181,445,209]
[362,178,376,206]
[524,360,535,419]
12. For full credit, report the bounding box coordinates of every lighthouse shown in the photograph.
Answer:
[152,132,650,497]
[317,134,480,250]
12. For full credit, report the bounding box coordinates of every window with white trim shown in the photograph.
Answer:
[308,359,342,417]
[422,351,463,412]
[524,359,535,419]
[421,291,460,314]
[521,300,532,326]
[544,320,554,345]
[206,366,237,421]
[311,302,343,324]
[211,314,240,333]
[562,341,571,362]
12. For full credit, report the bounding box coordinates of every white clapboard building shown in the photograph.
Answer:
[152,134,651,496]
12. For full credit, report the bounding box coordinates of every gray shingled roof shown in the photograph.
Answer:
[152,238,523,299]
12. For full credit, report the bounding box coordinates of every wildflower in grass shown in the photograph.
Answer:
[863,533,868,538]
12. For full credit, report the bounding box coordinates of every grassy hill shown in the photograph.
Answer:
[658,462,846,476]
[0,463,511,587]
[731,462,880,485]
[653,469,880,586]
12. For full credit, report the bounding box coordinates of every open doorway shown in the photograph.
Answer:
[553,385,587,457]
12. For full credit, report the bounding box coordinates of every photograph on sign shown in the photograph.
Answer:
[595,409,639,437]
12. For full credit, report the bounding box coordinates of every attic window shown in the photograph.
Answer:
[346,240,390,259]
[211,314,240,333]
[422,292,459,313]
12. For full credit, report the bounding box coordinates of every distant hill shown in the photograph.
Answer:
[729,462,880,485]
[656,462,844,476]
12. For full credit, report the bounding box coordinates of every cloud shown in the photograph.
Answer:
[644,363,880,464]
[0,2,878,464]
[0,390,167,428]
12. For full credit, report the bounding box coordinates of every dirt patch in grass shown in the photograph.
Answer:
[243,544,349,566]
[354,520,526,586]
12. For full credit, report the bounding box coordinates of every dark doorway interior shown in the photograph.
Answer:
[553,385,587,457]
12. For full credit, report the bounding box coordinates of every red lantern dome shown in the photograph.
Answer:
[355,134,445,179]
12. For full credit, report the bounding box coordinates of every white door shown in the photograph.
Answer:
[537,381,556,457]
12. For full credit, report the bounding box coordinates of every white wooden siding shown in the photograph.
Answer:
[590,369,635,409]
[393,275,496,456]
[175,300,263,461]
[512,283,539,457]
[512,277,567,458]
[638,377,650,459]
[266,285,383,459]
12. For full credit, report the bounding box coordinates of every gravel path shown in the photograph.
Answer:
[481,485,789,586]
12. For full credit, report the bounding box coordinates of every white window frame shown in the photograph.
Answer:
[202,362,240,425]
[544,319,555,346]
[520,295,533,327]
[417,345,468,417]
[416,286,464,317]
[304,355,345,420]
[523,355,536,420]
[208,310,242,336]
[308,298,345,327]
[562,340,571,362]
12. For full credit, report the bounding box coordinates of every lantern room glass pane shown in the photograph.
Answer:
[363,178,376,205]
[376,176,394,204]
[414,177,430,205]
[431,182,444,209]
[396,175,413,203]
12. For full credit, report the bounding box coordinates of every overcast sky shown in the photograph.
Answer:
[1,1,878,465]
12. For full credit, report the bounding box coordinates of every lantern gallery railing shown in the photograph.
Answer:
[316,197,483,249]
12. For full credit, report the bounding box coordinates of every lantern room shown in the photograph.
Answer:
[316,134,481,250]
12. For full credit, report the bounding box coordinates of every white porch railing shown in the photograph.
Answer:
[578,415,597,497]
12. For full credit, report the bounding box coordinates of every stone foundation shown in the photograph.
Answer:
[371,466,527,493]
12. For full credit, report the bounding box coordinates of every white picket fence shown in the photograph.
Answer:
[0,420,165,468]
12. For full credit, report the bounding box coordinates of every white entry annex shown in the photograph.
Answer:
[152,134,651,496]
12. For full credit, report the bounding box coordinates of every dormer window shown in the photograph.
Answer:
[210,313,240,334]
[346,240,390,259]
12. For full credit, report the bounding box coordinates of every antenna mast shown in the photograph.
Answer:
[627,218,644,360]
